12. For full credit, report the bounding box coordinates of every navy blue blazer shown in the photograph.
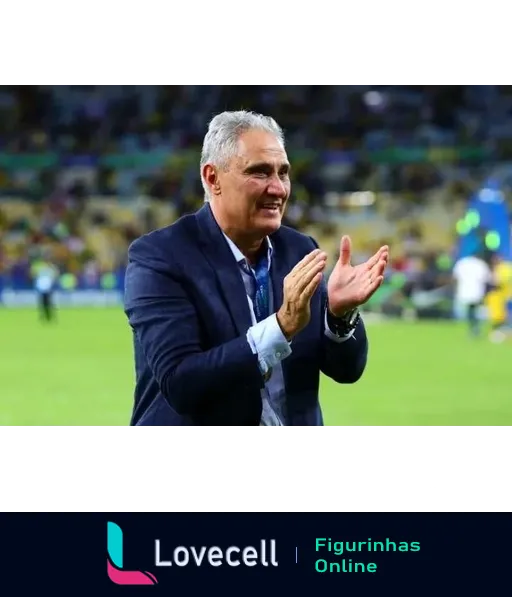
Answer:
[123,203,368,425]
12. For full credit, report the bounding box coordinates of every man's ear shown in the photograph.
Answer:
[203,164,222,197]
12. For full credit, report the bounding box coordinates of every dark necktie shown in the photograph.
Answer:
[252,252,270,322]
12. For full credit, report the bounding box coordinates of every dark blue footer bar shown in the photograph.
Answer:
[0,513,509,595]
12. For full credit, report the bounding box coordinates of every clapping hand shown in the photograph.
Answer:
[327,236,389,317]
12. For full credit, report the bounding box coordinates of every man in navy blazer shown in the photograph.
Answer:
[124,110,388,425]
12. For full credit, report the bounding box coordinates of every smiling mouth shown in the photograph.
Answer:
[258,203,281,212]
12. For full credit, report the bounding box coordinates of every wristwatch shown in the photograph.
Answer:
[327,307,361,338]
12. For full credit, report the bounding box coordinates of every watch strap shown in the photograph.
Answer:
[326,307,360,337]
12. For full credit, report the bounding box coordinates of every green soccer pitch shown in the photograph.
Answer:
[1,308,510,426]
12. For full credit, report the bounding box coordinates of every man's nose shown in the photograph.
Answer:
[267,175,288,198]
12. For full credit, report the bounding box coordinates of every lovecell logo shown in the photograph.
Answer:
[107,522,158,585]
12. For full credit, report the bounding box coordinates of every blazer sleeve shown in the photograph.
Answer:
[123,235,263,417]
[319,275,369,384]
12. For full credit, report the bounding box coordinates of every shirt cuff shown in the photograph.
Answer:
[246,314,292,375]
[324,308,356,344]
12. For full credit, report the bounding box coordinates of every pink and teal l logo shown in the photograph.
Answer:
[107,522,158,585]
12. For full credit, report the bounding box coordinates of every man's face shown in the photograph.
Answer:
[207,129,291,237]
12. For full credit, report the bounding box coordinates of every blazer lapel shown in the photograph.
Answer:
[195,204,253,336]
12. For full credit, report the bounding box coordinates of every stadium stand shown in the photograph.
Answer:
[1,86,511,316]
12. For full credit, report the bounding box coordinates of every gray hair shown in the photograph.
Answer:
[200,110,285,202]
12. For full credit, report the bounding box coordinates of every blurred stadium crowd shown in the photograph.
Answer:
[1,85,511,317]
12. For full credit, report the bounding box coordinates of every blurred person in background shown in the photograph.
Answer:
[124,110,389,426]
[494,255,512,326]
[31,256,59,322]
[485,253,512,343]
[452,251,492,338]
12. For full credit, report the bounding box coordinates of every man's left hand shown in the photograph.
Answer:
[327,236,389,317]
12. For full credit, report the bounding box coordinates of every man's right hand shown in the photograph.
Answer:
[277,249,327,341]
